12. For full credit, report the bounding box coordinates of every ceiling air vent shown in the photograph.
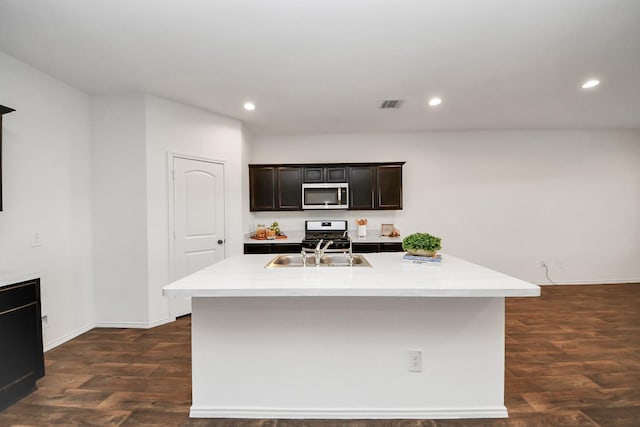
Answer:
[380,100,403,109]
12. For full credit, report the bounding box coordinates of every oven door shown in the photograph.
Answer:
[302,183,349,209]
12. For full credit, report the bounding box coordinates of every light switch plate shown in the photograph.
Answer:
[408,349,423,372]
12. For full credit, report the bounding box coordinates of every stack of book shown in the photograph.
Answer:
[402,253,442,264]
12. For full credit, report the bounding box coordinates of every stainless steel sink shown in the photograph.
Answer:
[265,254,372,268]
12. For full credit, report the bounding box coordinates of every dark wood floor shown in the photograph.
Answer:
[0,284,638,426]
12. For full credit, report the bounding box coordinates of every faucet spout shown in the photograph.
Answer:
[314,239,333,266]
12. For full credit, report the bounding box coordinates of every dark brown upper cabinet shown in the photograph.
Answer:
[249,165,302,211]
[348,166,376,209]
[0,105,16,212]
[249,162,403,212]
[303,166,347,183]
[249,166,276,211]
[376,164,403,209]
[348,163,403,210]
[276,167,302,210]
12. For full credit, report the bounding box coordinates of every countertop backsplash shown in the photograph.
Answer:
[248,210,404,240]
[244,230,402,244]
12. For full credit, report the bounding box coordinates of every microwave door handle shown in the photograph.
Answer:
[337,188,341,204]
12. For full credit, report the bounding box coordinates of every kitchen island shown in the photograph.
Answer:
[163,252,539,420]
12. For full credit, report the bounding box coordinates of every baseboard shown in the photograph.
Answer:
[148,316,175,328]
[43,317,176,351]
[43,322,94,352]
[94,316,174,329]
[538,280,640,286]
[189,406,509,419]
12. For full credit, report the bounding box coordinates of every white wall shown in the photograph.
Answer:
[91,95,246,327]
[0,51,94,349]
[145,95,245,324]
[251,131,640,285]
[241,124,254,236]
[91,95,149,326]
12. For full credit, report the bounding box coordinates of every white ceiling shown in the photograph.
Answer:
[1,0,639,136]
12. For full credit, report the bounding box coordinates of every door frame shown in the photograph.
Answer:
[167,152,228,284]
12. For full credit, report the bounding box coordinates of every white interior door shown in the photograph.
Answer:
[171,156,225,317]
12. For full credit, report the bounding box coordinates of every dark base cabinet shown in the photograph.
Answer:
[352,242,404,253]
[245,242,403,255]
[244,243,303,254]
[0,279,45,411]
[270,243,304,254]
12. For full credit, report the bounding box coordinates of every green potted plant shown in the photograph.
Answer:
[402,232,442,257]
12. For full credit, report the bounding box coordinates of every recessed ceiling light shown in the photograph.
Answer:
[243,102,256,111]
[428,97,442,107]
[581,80,600,89]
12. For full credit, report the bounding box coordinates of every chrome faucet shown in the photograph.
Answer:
[342,230,354,266]
[314,239,333,266]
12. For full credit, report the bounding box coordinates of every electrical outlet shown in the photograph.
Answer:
[31,231,42,247]
[41,314,49,328]
[408,350,422,372]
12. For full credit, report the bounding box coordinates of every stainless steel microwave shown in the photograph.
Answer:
[302,183,349,210]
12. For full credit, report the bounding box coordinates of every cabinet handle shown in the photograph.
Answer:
[217,239,224,245]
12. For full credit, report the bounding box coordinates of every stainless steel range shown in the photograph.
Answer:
[301,220,351,250]
[301,220,354,266]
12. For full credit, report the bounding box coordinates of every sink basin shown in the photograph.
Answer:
[265,254,372,268]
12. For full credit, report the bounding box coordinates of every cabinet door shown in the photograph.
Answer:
[303,167,324,183]
[0,280,44,411]
[0,303,42,387]
[244,244,271,254]
[249,167,276,211]
[352,243,379,253]
[270,243,303,253]
[326,167,347,183]
[348,166,375,210]
[276,167,302,210]
[380,242,404,252]
[376,165,403,209]
[352,242,403,253]
[304,167,347,183]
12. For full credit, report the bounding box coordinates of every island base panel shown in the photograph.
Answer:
[190,296,507,419]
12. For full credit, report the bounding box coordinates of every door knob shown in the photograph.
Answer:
[217,239,224,245]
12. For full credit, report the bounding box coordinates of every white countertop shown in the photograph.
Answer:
[163,252,540,298]
[0,271,40,288]
[244,230,403,244]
